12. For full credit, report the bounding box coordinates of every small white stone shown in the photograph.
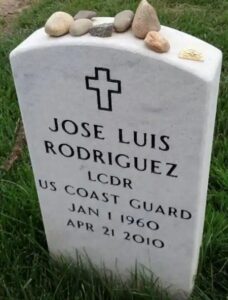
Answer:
[45,11,74,37]
[114,10,134,33]
[179,48,204,62]
[92,17,114,26]
[69,19,93,36]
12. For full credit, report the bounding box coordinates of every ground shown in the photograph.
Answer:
[0,0,227,300]
[0,0,32,31]
[0,0,30,16]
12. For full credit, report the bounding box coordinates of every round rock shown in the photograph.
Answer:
[144,31,170,53]
[45,11,74,37]
[132,0,161,39]
[69,19,93,36]
[114,10,134,33]
[74,10,97,20]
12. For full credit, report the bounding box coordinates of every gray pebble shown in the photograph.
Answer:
[69,19,93,36]
[89,23,113,37]
[114,10,134,33]
[74,10,97,20]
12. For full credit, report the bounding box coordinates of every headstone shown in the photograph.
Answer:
[10,17,222,299]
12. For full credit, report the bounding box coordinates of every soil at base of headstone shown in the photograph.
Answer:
[0,0,32,171]
[0,0,33,31]
[0,0,31,17]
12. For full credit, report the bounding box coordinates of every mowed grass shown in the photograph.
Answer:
[0,0,227,299]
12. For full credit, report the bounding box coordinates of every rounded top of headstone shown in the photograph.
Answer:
[10,17,222,82]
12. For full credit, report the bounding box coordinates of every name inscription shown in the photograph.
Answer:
[44,117,178,178]
[38,117,192,251]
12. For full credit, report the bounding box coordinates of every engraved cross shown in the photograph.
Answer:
[85,67,121,111]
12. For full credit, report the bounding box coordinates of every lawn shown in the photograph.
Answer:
[0,0,227,299]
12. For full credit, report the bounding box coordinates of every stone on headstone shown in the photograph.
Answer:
[179,48,204,62]
[89,23,113,37]
[45,11,74,37]
[132,0,160,38]
[69,19,93,37]
[144,31,170,53]
[114,10,134,33]
[10,17,222,299]
[74,10,97,20]
[92,17,114,26]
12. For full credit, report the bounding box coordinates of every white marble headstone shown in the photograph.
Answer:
[10,17,222,299]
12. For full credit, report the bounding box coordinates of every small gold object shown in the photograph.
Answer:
[178,48,204,62]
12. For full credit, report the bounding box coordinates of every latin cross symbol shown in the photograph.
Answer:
[85,67,122,111]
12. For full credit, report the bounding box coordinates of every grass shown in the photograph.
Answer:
[0,0,227,299]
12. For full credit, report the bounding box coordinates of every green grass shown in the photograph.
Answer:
[0,0,228,299]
